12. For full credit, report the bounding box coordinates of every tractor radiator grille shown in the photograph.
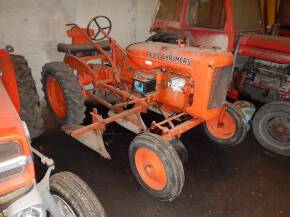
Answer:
[208,65,233,109]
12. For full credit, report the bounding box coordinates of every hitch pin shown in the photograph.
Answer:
[31,147,55,168]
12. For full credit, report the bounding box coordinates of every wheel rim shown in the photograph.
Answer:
[52,195,76,217]
[206,112,237,140]
[46,75,67,119]
[135,147,167,191]
[262,112,290,147]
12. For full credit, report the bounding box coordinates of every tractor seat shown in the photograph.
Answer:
[57,40,110,54]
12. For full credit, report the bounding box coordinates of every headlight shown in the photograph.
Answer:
[15,205,46,217]
[168,77,186,92]
[0,142,27,182]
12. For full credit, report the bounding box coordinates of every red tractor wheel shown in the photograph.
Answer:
[129,133,184,201]
[41,62,86,125]
[203,103,248,146]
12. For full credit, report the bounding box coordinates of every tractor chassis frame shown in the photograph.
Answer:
[65,80,205,154]
[58,24,227,159]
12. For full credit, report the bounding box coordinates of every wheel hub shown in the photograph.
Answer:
[206,111,237,140]
[46,75,67,119]
[135,147,167,191]
[52,195,76,217]
[266,116,290,144]
[274,124,287,135]
[145,165,154,174]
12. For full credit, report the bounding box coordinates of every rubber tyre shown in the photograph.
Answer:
[11,54,44,139]
[49,172,106,217]
[129,133,184,201]
[203,103,248,147]
[147,33,179,44]
[169,137,188,164]
[41,62,85,125]
[253,101,290,156]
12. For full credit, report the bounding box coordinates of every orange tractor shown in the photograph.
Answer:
[42,16,248,201]
[148,0,290,156]
[0,46,106,217]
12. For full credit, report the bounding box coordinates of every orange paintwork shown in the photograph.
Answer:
[46,75,67,119]
[67,28,95,45]
[126,42,233,120]
[60,24,234,141]
[135,147,167,191]
[206,110,237,139]
[0,49,20,112]
[0,80,35,196]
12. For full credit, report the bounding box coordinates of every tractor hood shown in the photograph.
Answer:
[127,42,233,70]
[239,34,290,64]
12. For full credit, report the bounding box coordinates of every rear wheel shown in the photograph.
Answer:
[129,133,184,201]
[49,172,106,217]
[41,62,85,125]
[11,55,44,138]
[203,103,248,146]
[253,102,290,156]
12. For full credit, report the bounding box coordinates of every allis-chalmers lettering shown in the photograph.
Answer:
[147,51,191,66]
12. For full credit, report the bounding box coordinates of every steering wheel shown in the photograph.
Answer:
[87,16,112,41]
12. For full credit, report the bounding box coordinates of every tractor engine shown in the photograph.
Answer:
[238,59,290,103]
[127,42,233,120]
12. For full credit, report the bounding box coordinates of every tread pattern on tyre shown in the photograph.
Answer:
[129,133,184,201]
[41,62,85,125]
[203,103,248,147]
[11,54,44,139]
[50,171,106,217]
[252,101,290,156]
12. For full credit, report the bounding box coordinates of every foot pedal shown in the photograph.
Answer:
[62,125,111,159]
[108,110,146,134]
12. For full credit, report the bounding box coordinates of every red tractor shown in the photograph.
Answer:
[148,0,290,156]
[41,16,248,201]
[0,46,106,217]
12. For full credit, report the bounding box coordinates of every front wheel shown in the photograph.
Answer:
[49,172,106,217]
[253,102,290,156]
[129,133,184,201]
[203,103,248,147]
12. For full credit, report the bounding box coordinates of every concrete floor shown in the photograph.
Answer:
[33,108,290,217]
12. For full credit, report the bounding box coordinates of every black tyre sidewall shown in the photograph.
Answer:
[11,54,44,138]
[49,172,106,217]
[129,133,184,201]
[203,103,248,147]
[253,101,290,156]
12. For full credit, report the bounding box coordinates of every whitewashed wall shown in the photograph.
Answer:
[0,0,158,96]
